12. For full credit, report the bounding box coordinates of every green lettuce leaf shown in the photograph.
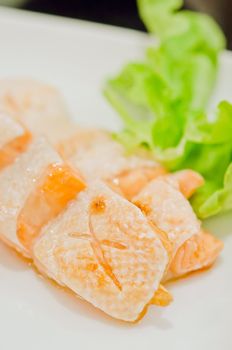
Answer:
[104,0,230,218]
[194,163,232,218]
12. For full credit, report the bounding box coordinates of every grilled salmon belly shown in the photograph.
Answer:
[0,137,85,256]
[133,177,201,261]
[33,181,168,322]
[0,79,74,145]
[58,128,166,198]
[59,129,205,200]
[166,230,223,281]
[133,175,222,280]
[168,170,204,199]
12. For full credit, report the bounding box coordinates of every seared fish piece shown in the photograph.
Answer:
[0,138,61,256]
[166,230,223,281]
[0,112,31,169]
[164,171,222,279]
[0,138,84,256]
[58,128,166,197]
[0,79,73,145]
[133,177,201,262]
[167,170,204,199]
[59,130,205,201]
[33,181,168,322]
[117,168,204,201]
[133,176,223,280]
[17,163,85,254]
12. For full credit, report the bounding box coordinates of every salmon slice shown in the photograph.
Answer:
[58,128,166,194]
[58,128,111,161]
[59,128,138,180]
[111,168,203,201]
[118,168,203,200]
[59,129,204,201]
[133,177,201,264]
[0,138,62,256]
[0,112,31,169]
[168,170,204,199]
[165,230,223,281]
[133,176,223,280]
[33,181,168,322]
[0,79,73,145]
[17,164,85,253]
[111,166,167,200]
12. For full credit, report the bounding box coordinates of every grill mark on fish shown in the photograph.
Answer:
[100,239,127,250]
[68,217,123,291]
[89,215,122,291]
[69,233,127,250]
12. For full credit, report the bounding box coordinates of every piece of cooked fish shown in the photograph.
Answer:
[0,120,170,319]
[133,177,201,263]
[165,230,223,281]
[166,170,204,199]
[33,180,169,322]
[59,129,206,201]
[0,137,85,256]
[0,79,73,145]
[133,176,223,280]
[17,163,85,254]
[58,128,166,198]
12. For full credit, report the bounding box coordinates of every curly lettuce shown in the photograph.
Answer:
[104,0,231,219]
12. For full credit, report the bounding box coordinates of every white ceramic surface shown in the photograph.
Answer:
[0,7,231,350]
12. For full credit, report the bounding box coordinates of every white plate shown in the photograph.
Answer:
[0,7,231,350]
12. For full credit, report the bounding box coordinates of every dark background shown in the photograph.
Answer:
[19,0,232,49]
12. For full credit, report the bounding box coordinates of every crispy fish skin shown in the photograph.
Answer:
[58,128,110,161]
[0,138,62,256]
[58,129,206,202]
[0,79,73,145]
[58,128,166,196]
[162,171,222,279]
[17,163,86,253]
[59,129,204,201]
[33,181,168,322]
[133,175,223,280]
[165,230,224,281]
[111,166,167,200]
[133,177,201,262]
[167,170,204,199]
